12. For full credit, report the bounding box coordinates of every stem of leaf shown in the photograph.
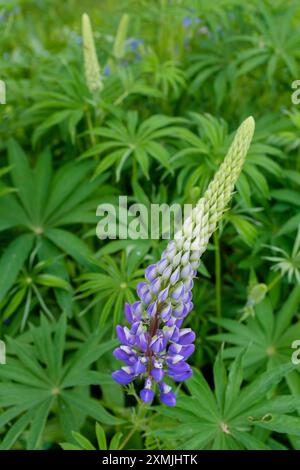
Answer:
[267,272,282,292]
[132,158,137,181]
[214,231,222,328]
[85,107,96,148]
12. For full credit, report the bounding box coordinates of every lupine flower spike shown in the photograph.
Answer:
[113,14,130,60]
[82,13,103,93]
[112,117,255,406]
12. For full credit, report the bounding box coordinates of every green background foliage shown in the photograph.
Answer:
[0,0,300,450]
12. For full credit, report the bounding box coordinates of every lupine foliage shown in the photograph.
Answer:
[0,0,300,450]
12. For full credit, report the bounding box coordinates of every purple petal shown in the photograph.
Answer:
[178,328,196,345]
[140,388,154,403]
[136,332,148,352]
[181,264,192,278]
[137,282,147,297]
[160,391,176,406]
[162,265,173,281]
[168,343,195,360]
[116,325,135,346]
[145,264,158,282]
[150,334,167,353]
[172,302,186,319]
[150,277,161,294]
[166,354,184,365]
[171,282,184,300]
[132,301,144,321]
[130,321,144,336]
[124,303,133,323]
[151,361,165,382]
[157,286,169,303]
[160,302,172,322]
[157,258,168,274]
[162,324,178,341]
[168,368,193,382]
[175,318,184,328]
[141,290,152,304]
[113,346,137,364]
[185,302,194,315]
[182,291,192,303]
[112,369,133,385]
[147,301,157,318]
[133,359,146,375]
[170,267,180,285]
[151,367,164,382]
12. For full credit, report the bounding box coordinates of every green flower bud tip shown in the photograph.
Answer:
[82,13,103,93]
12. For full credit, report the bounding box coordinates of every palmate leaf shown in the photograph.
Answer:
[141,50,186,98]
[2,139,101,239]
[0,315,121,449]
[209,288,300,383]
[80,111,185,180]
[76,251,144,327]
[236,5,300,81]
[0,141,105,324]
[23,63,89,144]
[0,241,73,329]
[186,37,237,106]
[152,351,298,450]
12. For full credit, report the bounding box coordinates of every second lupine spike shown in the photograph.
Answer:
[112,117,255,406]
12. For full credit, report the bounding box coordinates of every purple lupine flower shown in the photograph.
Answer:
[112,116,256,406]
[112,238,197,406]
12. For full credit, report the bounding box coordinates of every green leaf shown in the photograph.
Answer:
[109,432,123,450]
[213,350,227,412]
[36,274,72,291]
[27,397,54,449]
[0,411,33,450]
[95,423,107,450]
[61,391,123,425]
[7,139,35,219]
[224,352,244,415]
[0,233,34,301]
[257,414,300,437]
[72,431,96,450]
[60,443,82,450]
[229,363,294,419]
[45,228,92,266]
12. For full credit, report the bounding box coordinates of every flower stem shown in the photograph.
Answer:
[214,231,222,325]
[85,106,96,148]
